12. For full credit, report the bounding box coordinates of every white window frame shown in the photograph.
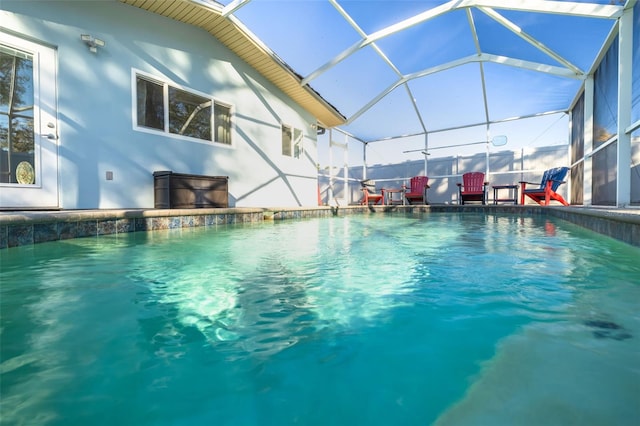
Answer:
[132,69,233,147]
[281,124,304,159]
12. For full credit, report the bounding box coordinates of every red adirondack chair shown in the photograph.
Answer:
[457,172,488,204]
[360,179,384,205]
[404,176,430,205]
[520,167,569,206]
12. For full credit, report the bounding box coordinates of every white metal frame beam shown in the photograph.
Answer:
[302,0,621,87]
[295,0,622,140]
[328,0,429,134]
[364,110,567,144]
[221,0,251,18]
[346,53,582,125]
[616,3,634,206]
[477,6,583,75]
[466,7,491,135]
[462,0,623,18]
[303,0,460,86]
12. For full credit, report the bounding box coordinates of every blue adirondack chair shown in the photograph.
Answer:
[520,167,569,206]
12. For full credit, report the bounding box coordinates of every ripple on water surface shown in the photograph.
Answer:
[0,214,638,425]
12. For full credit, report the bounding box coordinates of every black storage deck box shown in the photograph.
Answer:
[153,171,229,209]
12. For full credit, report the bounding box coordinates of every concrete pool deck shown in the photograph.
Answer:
[1,205,639,249]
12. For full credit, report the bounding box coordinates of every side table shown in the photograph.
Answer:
[384,188,406,205]
[492,184,519,205]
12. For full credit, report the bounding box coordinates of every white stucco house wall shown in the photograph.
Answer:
[0,0,345,210]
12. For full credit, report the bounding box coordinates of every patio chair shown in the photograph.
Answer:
[520,167,569,206]
[404,176,430,205]
[360,179,384,205]
[457,172,488,204]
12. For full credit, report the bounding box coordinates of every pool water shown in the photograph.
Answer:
[1,214,638,425]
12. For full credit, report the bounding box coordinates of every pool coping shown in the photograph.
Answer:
[1,205,639,249]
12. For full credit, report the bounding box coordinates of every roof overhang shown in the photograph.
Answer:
[119,0,347,128]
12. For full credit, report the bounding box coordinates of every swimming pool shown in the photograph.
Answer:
[1,213,638,425]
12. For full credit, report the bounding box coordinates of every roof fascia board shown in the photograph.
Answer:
[462,0,623,19]
[477,6,583,75]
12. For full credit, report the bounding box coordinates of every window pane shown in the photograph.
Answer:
[293,128,303,159]
[168,87,211,141]
[632,129,640,205]
[570,162,583,205]
[1,48,34,118]
[592,142,617,206]
[593,36,618,148]
[0,114,8,183]
[136,77,164,130]
[214,102,231,144]
[282,125,292,156]
[11,116,33,153]
[1,47,35,185]
[570,93,584,163]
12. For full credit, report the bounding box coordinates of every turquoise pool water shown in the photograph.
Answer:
[1,214,638,425]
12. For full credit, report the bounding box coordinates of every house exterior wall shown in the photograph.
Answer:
[1,1,319,209]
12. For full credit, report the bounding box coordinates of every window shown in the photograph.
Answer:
[214,102,231,145]
[168,87,211,141]
[135,74,231,145]
[281,124,303,158]
[136,77,164,131]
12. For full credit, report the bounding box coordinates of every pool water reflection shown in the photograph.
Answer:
[1,214,638,425]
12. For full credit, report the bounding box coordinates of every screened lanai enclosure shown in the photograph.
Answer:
[217,0,639,207]
[2,0,638,209]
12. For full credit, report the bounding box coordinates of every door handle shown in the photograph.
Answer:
[45,123,57,140]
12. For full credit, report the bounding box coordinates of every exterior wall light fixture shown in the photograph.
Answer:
[81,34,105,53]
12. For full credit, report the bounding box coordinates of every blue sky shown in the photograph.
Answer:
[219,0,619,166]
